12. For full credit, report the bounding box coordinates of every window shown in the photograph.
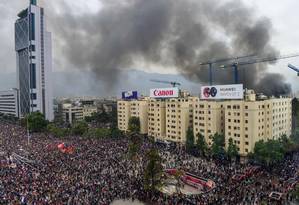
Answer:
[30,64,36,89]
[30,93,37,100]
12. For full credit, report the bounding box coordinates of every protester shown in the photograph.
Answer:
[0,122,298,205]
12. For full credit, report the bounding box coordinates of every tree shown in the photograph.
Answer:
[27,112,48,132]
[110,127,123,138]
[226,138,239,161]
[253,139,285,168]
[143,148,163,192]
[185,127,195,153]
[47,123,69,138]
[128,132,142,161]
[196,133,208,156]
[128,117,140,133]
[71,121,88,135]
[211,133,225,159]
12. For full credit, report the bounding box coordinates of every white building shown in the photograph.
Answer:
[0,89,20,118]
[62,104,84,124]
[15,0,53,120]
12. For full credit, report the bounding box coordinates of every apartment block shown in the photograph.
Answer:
[117,99,148,134]
[164,97,196,143]
[193,100,225,146]
[83,106,97,118]
[224,96,292,156]
[148,99,166,139]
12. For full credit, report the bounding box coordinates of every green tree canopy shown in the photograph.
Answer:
[71,121,88,136]
[196,132,208,156]
[226,138,239,161]
[253,139,285,167]
[211,133,225,158]
[185,127,195,153]
[128,116,140,133]
[27,112,48,132]
[143,148,163,192]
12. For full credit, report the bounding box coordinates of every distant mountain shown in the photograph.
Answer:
[0,70,201,97]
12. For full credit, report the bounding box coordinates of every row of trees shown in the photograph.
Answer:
[186,128,238,161]
[25,112,123,139]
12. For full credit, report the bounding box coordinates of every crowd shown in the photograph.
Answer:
[0,122,298,205]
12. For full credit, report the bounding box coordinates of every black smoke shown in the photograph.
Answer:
[48,0,291,96]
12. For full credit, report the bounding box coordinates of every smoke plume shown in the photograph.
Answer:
[49,0,291,96]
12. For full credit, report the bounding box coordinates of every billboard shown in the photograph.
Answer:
[150,87,179,98]
[122,91,138,100]
[201,84,243,100]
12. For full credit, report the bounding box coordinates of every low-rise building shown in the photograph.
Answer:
[83,106,98,118]
[0,89,20,118]
[62,104,83,124]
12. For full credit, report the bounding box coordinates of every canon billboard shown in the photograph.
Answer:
[201,84,244,100]
[150,87,179,98]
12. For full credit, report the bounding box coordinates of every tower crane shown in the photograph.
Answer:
[150,79,181,87]
[199,54,257,85]
[219,53,299,84]
[288,64,299,76]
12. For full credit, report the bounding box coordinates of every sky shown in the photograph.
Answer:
[0,0,299,96]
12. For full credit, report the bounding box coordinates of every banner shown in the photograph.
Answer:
[150,87,179,98]
[201,84,243,100]
[121,91,138,100]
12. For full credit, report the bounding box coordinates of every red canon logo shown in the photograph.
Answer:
[153,89,174,96]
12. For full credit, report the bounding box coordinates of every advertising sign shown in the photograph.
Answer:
[122,91,138,100]
[200,84,243,100]
[150,87,179,98]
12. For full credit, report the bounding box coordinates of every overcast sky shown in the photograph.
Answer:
[1,0,299,95]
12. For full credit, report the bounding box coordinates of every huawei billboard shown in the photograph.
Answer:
[201,84,243,100]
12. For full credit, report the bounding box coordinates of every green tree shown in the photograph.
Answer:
[226,138,239,161]
[211,133,225,158]
[128,132,142,160]
[27,112,48,132]
[128,117,140,133]
[110,127,122,138]
[71,121,88,135]
[196,133,208,156]
[253,139,285,167]
[47,123,69,138]
[143,148,163,192]
[185,127,195,153]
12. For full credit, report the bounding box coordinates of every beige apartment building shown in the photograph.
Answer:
[117,89,292,156]
[164,97,196,143]
[193,100,225,146]
[148,99,166,140]
[117,99,149,134]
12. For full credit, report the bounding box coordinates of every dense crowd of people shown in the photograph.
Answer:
[0,122,298,205]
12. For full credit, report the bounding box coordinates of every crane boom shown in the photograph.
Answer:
[288,64,299,76]
[219,53,299,83]
[198,54,257,85]
[150,79,181,87]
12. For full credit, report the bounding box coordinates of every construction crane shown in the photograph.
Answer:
[199,54,257,85]
[150,79,181,87]
[219,53,299,84]
[288,64,299,76]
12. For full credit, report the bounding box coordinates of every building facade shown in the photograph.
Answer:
[148,99,166,140]
[62,104,83,124]
[0,89,20,118]
[193,100,225,146]
[164,97,195,143]
[15,0,53,120]
[117,99,148,134]
[83,106,98,119]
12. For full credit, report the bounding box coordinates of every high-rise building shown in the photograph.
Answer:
[15,0,53,120]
